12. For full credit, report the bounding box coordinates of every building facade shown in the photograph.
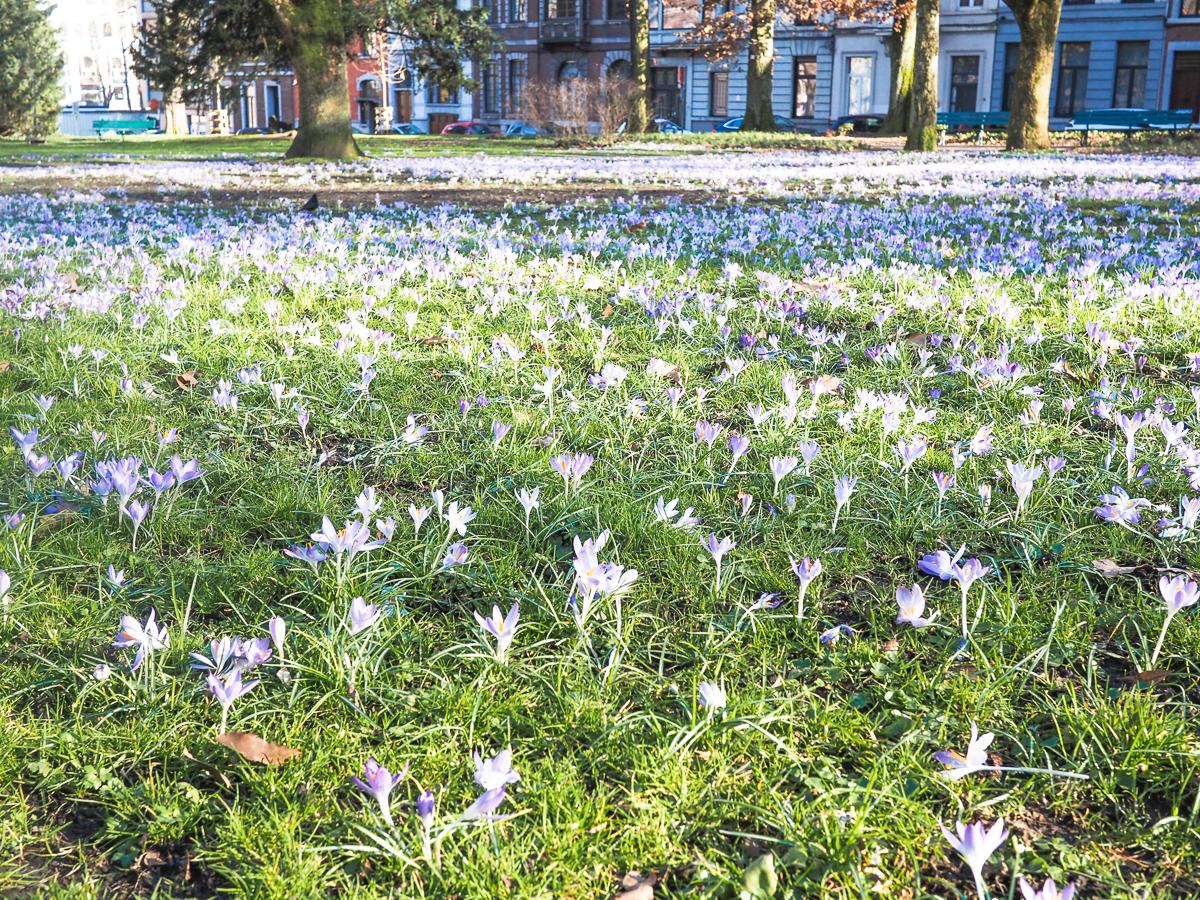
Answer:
[197,0,1200,136]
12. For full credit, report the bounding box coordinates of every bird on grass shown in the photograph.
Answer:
[300,194,319,213]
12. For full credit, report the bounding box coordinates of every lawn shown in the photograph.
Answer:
[0,151,1198,899]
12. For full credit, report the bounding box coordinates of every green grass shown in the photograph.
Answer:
[0,182,1197,898]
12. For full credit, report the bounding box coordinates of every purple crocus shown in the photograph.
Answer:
[460,786,507,821]
[349,596,382,635]
[951,557,990,638]
[702,533,735,591]
[207,669,258,733]
[492,420,512,447]
[941,819,1008,900]
[790,556,823,621]
[1018,877,1075,900]
[352,757,409,827]
[1149,574,1200,668]
[113,609,168,671]
[768,456,798,495]
[474,602,519,664]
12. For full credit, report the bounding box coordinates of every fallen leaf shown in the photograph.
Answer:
[1133,669,1167,684]
[419,335,445,346]
[0,361,11,373]
[175,370,201,391]
[904,332,929,347]
[624,221,648,234]
[602,304,614,318]
[215,732,301,766]
[882,638,900,654]
[1060,360,1083,382]
[807,374,843,396]
[1092,558,1140,577]
[617,870,657,900]
[742,852,778,898]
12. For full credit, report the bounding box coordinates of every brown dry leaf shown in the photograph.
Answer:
[665,366,682,386]
[0,361,11,374]
[63,273,81,292]
[1134,669,1167,684]
[807,374,844,396]
[1092,558,1140,578]
[215,731,301,766]
[625,221,648,234]
[1060,361,1083,382]
[175,370,201,391]
[602,304,614,318]
[617,870,657,900]
[905,332,930,348]
[419,335,445,346]
[430,369,442,379]
[882,638,900,654]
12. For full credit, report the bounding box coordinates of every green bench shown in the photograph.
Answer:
[93,119,157,137]
[936,111,1010,145]
[1069,109,1193,145]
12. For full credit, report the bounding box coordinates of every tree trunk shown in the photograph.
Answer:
[742,0,775,131]
[627,0,651,132]
[1003,0,1061,150]
[881,14,916,135]
[279,0,360,159]
[905,0,938,151]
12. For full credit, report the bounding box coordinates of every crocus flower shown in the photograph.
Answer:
[207,669,258,733]
[896,435,928,473]
[492,421,512,447]
[918,546,966,581]
[769,455,798,495]
[941,818,1008,900]
[790,556,822,621]
[896,583,936,628]
[831,474,856,531]
[1095,486,1150,525]
[1149,574,1200,668]
[409,504,431,533]
[349,596,382,635]
[1018,877,1075,900]
[951,557,990,638]
[933,722,993,780]
[267,616,287,656]
[113,609,168,670]
[819,623,854,645]
[352,757,409,828]
[1006,461,1043,518]
[727,433,751,467]
[416,789,436,829]
[443,542,469,568]
[475,602,519,664]
[0,570,9,606]
[516,487,540,528]
[702,533,735,591]
[932,470,955,500]
[473,748,520,791]
[698,681,727,713]
[460,786,507,821]
[444,501,476,537]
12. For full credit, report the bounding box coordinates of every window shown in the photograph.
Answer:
[710,71,728,118]
[1000,43,1019,111]
[950,56,980,112]
[958,0,982,6]
[508,0,526,20]
[1054,42,1090,117]
[607,0,629,17]
[1113,41,1148,108]
[846,56,873,115]
[508,58,526,114]
[428,82,457,105]
[793,56,816,118]
[1183,0,1200,14]
[482,59,500,113]
[549,0,575,16]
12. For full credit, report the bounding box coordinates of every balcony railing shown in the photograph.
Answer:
[539,9,585,44]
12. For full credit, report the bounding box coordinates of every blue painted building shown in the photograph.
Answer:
[991,0,1170,125]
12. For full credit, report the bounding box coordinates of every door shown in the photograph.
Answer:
[651,67,683,125]
[1171,52,1200,123]
[264,84,281,127]
[950,56,980,112]
[428,113,458,134]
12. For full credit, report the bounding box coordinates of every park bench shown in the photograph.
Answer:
[93,119,157,137]
[1068,109,1193,145]
[936,111,1010,145]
